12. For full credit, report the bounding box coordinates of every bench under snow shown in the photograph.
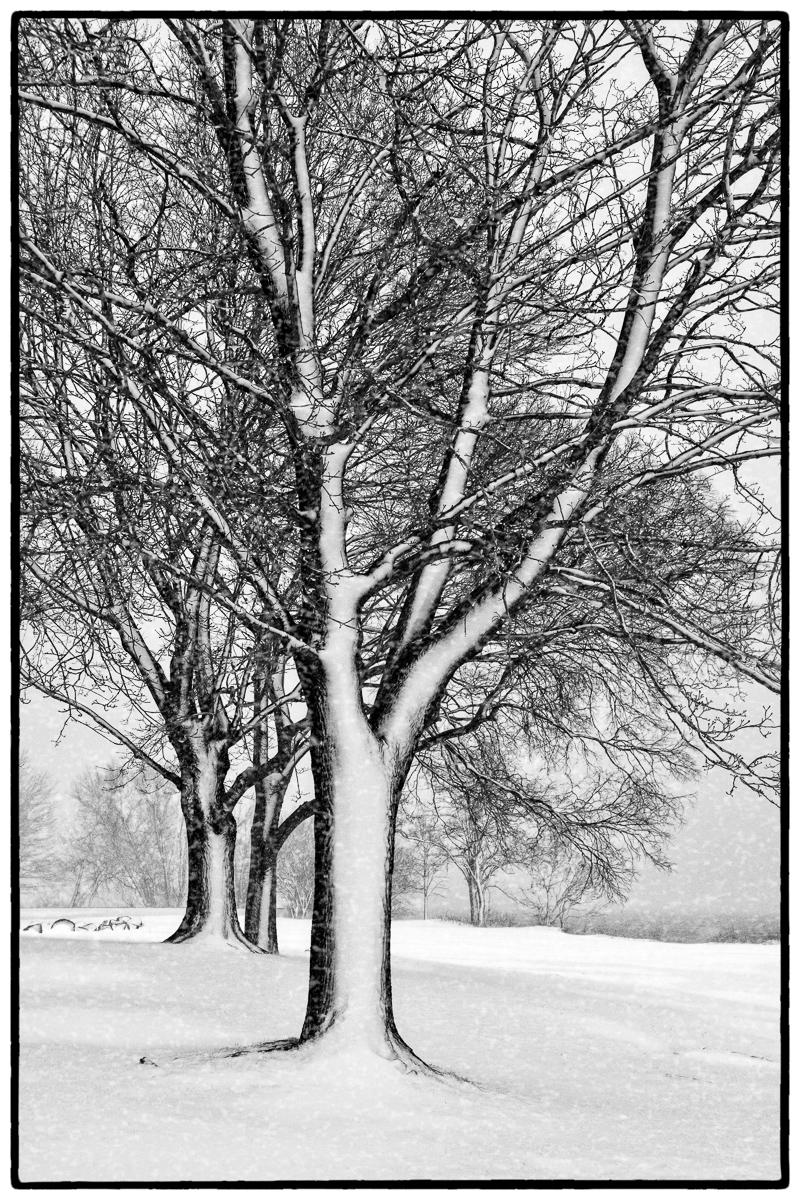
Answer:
[22,916,143,934]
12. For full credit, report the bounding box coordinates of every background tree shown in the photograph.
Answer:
[509,834,612,930]
[424,724,682,926]
[276,822,316,920]
[425,751,523,927]
[64,767,187,908]
[19,19,312,951]
[18,755,60,905]
[241,639,311,951]
[395,786,449,919]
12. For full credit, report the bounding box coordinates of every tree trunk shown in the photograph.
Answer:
[244,841,279,951]
[467,868,487,927]
[166,745,259,950]
[297,686,425,1067]
[244,769,284,952]
[300,736,391,1048]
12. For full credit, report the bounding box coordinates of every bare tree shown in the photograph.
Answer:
[18,754,60,904]
[18,38,310,949]
[241,639,311,951]
[425,753,522,927]
[424,724,681,927]
[64,767,187,908]
[18,18,781,1071]
[277,822,316,920]
[396,784,449,919]
[512,837,608,930]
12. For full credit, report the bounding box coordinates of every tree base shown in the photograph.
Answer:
[164,922,266,953]
[246,930,279,954]
[139,1023,459,1081]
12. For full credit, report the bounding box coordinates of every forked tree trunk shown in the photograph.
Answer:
[467,868,488,927]
[167,746,258,950]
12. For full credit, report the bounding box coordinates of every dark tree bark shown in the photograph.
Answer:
[244,774,281,952]
[166,739,260,950]
[241,643,307,951]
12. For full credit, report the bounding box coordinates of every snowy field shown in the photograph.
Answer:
[18,910,781,1183]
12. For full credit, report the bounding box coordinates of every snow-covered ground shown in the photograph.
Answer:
[18,910,781,1183]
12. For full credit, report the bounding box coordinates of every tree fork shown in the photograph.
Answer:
[167,751,263,951]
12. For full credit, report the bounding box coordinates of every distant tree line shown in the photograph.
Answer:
[22,670,687,929]
[21,741,667,929]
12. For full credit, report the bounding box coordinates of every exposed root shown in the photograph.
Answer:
[244,925,279,955]
[224,930,268,954]
[229,1037,301,1057]
[385,1030,473,1086]
[139,1037,301,1069]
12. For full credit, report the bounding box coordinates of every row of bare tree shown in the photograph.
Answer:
[18,17,781,1071]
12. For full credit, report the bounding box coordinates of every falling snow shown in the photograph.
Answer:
[18,913,780,1183]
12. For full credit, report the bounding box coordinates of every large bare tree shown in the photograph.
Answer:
[18,18,781,1070]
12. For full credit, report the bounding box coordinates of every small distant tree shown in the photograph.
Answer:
[388,846,415,916]
[513,835,607,930]
[431,795,514,927]
[276,823,315,919]
[18,754,60,904]
[65,767,187,907]
[396,787,449,919]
